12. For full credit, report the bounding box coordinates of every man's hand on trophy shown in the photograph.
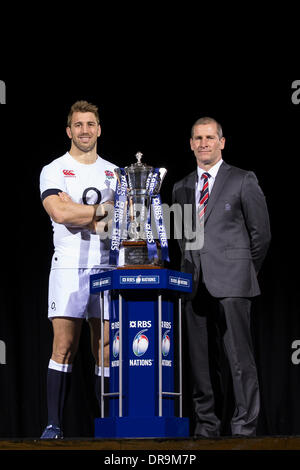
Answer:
[89,201,114,235]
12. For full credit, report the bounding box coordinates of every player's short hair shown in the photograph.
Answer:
[67,100,100,127]
[191,117,223,139]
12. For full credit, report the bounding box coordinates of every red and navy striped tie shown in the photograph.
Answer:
[198,172,211,220]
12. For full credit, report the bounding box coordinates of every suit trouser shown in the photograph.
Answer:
[185,284,260,437]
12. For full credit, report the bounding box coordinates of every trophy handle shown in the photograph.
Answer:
[114,168,122,186]
[159,168,167,186]
[152,168,167,194]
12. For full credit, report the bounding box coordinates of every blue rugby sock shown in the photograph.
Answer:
[46,359,72,428]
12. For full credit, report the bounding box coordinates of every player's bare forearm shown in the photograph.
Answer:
[58,193,114,231]
[43,193,96,226]
[59,200,96,226]
[43,192,114,228]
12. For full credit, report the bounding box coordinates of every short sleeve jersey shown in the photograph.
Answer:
[40,152,117,269]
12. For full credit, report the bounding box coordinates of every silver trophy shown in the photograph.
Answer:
[114,152,167,267]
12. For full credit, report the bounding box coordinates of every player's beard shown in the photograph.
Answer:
[72,135,97,153]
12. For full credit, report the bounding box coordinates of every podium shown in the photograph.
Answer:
[90,268,192,438]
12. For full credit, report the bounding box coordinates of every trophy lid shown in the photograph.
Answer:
[125,152,153,172]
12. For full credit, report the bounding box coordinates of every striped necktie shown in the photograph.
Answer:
[198,172,211,220]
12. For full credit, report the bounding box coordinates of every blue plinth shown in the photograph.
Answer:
[94,417,189,438]
[90,268,192,438]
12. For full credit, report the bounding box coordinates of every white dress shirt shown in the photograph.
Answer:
[195,158,223,206]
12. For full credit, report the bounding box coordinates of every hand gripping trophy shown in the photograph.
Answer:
[109,152,169,268]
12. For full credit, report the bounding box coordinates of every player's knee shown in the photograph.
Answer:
[52,342,77,364]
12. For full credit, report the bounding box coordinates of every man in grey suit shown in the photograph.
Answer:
[172,117,271,438]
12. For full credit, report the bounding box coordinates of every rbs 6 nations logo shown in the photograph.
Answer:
[113,330,120,358]
[133,329,149,357]
[162,330,171,357]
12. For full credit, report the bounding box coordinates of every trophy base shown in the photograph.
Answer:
[118,241,163,268]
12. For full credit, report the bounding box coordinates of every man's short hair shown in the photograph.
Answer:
[67,100,100,127]
[191,117,223,139]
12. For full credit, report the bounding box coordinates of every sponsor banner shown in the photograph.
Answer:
[120,275,160,286]
[109,168,128,265]
[92,276,111,289]
[168,275,190,289]
[129,359,153,366]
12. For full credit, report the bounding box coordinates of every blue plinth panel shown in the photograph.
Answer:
[90,269,192,438]
[90,268,192,294]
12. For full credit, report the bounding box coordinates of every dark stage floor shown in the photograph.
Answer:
[0,435,300,451]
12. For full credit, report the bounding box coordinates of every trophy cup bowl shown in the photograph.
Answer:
[114,152,167,267]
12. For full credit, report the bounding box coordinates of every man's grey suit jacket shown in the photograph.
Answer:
[172,161,271,298]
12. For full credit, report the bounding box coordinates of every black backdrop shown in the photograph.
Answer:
[0,75,299,438]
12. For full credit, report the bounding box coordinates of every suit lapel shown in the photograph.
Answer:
[204,161,231,224]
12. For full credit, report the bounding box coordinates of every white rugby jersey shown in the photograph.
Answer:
[40,152,117,268]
